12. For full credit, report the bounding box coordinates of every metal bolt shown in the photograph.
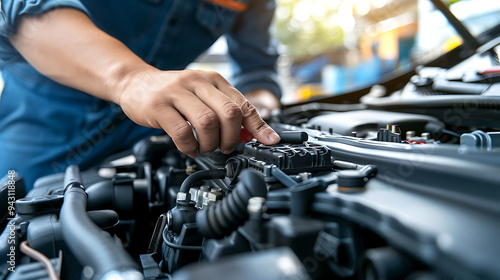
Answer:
[387,124,401,134]
[176,192,189,201]
[83,266,94,279]
[189,188,198,203]
[199,186,210,192]
[299,172,312,182]
[406,131,416,139]
[186,165,197,175]
[210,188,223,202]
[210,188,222,194]
[247,197,267,214]
[421,132,431,140]
[207,193,218,206]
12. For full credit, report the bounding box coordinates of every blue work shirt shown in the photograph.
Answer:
[0,0,281,190]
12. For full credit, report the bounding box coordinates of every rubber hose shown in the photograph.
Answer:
[196,169,267,239]
[60,185,142,279]
[179,169,226,193]
[63,165,83,189]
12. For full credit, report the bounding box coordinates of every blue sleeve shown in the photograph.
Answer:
[226,0,282,99]
[0,0,90,66]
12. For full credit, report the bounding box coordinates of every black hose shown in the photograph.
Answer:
[59,166,143,279]
[133,134,176,163]
[179,169,226,193]
[63,165,83,190]
[196,169,267,239]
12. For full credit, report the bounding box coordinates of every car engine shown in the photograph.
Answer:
[1,32,500,280]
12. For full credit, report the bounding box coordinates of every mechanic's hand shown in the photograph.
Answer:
[244,89,281,120]
[119,69,281,158]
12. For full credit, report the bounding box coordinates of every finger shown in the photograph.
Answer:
[155,105,199,158]
[170,91,221,155]
[240,99,280,145]
[210,78,280,145]
[192,84,243,154]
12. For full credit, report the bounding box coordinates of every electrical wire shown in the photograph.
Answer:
[442,129,461,138]
[161,226,203,251]
[20,241,60,280]
[164,239,203,251]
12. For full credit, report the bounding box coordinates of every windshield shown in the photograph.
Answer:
[274,0,500,104]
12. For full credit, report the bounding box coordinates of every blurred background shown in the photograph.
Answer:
[2,0,499,103]
[189,0,500,104]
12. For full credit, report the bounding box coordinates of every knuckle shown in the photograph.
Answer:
[182,69,196,77]
[221,102,242,120]
[208,71,231,86]
[207,71,223,80]
[196,111,219,130]
[252,119,267,133]
[240,100,258,117]
[148,100,170,117]
[170,123,193,143]
[144,113,160,128]
[180,70,202,83]
[147,95,165,108]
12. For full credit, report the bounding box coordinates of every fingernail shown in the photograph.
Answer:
[268,131,281,144]
[221,148,234,154]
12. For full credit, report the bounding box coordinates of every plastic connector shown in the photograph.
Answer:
[460,130,500,151]
[240,142,333,174]
[377,129,401,143]
[279,131,309,144]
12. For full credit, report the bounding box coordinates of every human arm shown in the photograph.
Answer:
[8,7,280,157]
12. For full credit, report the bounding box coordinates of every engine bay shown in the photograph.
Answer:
[1,36,500,280]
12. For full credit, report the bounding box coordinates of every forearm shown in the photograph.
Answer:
[9,8,151,104]
[8,7,281,157]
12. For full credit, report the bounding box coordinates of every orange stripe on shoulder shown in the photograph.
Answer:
[204,0,248,12]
